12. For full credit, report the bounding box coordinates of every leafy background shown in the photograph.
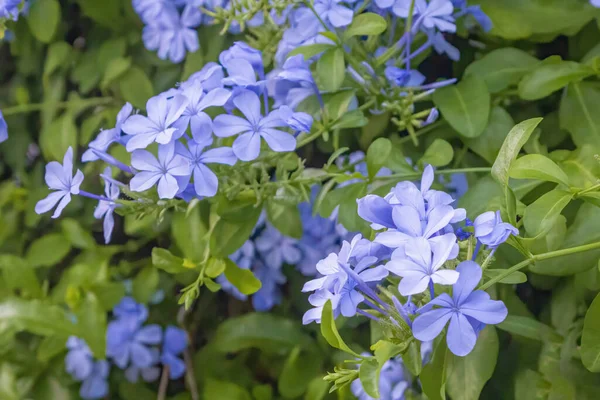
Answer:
[2,0,600,399]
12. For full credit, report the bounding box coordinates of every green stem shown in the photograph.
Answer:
[397,120,447,144]
[479,241,600,290]
[373,167,491,182]
[576,182,600,197]
[1,97,114,116]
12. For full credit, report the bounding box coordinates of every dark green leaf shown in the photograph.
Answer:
[518,60,594,100]
[288,44,336,59]
[420,138,454,167]
[433,75,490,138]
[559,82,600,149]
[278,347,322,399]
[465,106,514,164]
[420,338,448,400]
[152,248,186,274]
[26,233,71,268]
[497,315,560,342]
[523,189,572,237]
[210,208,261,257]
[119,66,155,110]
[223,258,261,295]
[132,267,159,304]
[581,293,600,372]
[28,0,61,43]
[359,358,380,398]
[204,379,252,400]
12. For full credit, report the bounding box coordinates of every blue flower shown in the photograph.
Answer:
[385,235,458,296]
[173,81,231,143]
[79,360,110,400]
[186,62,225,92]
[122,93,189,151]
[112,296,149,323]
[0,0,21,20]
[452,0,492,31]
[161,326,188,379]
[130,143,191,199]
[252,260,287,311]
[93,168,120,244]
[133,0,169,24]
[217,240,254,300]
[429,31,460,61]
[220,42,265,76]
[124,348,161,383]
[384,67,426,87]
[106,317,163,370]
[65,337,94,381]
[221,58,266,93]
[255,224,302,270]
[82,103,133,162]
[314,0,354,28]
[213,90,297,161]
[351,356,408,400]
[0,110,7,143]
[414,0,456,33]
[474,211,518,249]
[413,261,508,356]
[35,147,84,218]
[592,0,600,7]
[175,138,236,197]
[274,106,314,133]
[269,54,319,109]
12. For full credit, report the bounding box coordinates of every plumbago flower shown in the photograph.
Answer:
[94,168,120,244]
[474,211,519,249]
[0,110,7,143]
[82,103,133,162]
[65,338,109,399]
[161,326,188,379]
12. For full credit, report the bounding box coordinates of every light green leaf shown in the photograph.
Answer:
[491,118,543,185]
[420,138,454,167]
[317,48,345,92]
[523,189,572,237]
[102,57,132,89]
[210,208,261,257]
[344,13,387,38]
[559,82,600,149]
[223,258,261,295]
[267,201,303,239]
[509,154,570,186]
[0,255,43,298]
[119,66,155,110]
[359,358,380,398]
[303,377,329,400]
[420,338,448,400]
[211,313,311,353]
[278,347,322,399]
[433,75,490,138]
[26,233,71,268]
[44,42,72,78]
[132,267,159,304]
[366,137,392,180]
[204,379,252,400]
[0,298,77,337]
[39,114,78,161]
[61,218,96,249]
[497,315,561,342]
[288,43,336,59]
[581,293,600,372]
[28,0,61,43]
[172,207,207,262]
[465,106,514,164]
[320,300,361,357]
[447,326,499,400]
[518,60,594,100]
[483,269,527,284]
[464,47,539,93]
[76,293,106,357]
[151,248,186,274]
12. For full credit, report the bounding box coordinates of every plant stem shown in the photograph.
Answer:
[397,120,447,144]
[479,241,600,290]
[1,97,114,116]
[184,348,200,400]
[373,167,491,182]
[157,366,170,400]
[576,182,600,197]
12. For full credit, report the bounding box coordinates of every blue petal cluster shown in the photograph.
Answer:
[0,0,23,21]
[302,166,514,357]
[65,297,189,398]
[0,110,8,143]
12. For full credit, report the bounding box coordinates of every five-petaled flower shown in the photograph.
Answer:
[474,210,519,249]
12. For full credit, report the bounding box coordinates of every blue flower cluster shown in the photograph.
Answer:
[35,42,314,243]
[0,0,25,21]
[218,189,346,311]
[65,297,188,399]
[302,166,517,357]
[0,110,8,143]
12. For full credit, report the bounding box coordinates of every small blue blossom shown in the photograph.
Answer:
[122,93,189,151]
[35,147,84,218]
[414,0,456,33]
[213,90,297,161]
[413,261,508,356]
[65,337,94,381]
[124,348,161,383]
[255,224,302,270]
[106,317,162,370]
[113,296,149,323]
[385,67,426,87]
[220,41,265,76]
[94,168,120,244]
[592,0,600,7]
[0,0,21,20]
[161,326,188,379]
[474,211,518,249]
[315,0,354,28]
[252,260,287,311]
[221,58,266,93]
[0,110,7,143]
[79,360,110,400]
[82,103,133,162]
[130,143,191,199]
[186,62,225,92]
[175,138,237,197]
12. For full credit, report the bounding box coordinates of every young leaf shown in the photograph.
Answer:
[581,293,600,372]
[320,300,361,357]
[433,75,490,138]
[223,258,261,295]
[491,118,543,185]
[151,248,186,274]
[366,137,392,180]
[523,189,572,237]
[509,154,570,186]
[359,358,380,398]
[420,138,454,167]
[344,13,387,38]
[317,48,345,92]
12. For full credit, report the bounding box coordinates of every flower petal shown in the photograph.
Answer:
[413,308,453,342]
[447,313,477,356]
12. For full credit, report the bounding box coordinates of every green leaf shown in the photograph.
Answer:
[366,137,392,180]
[559,82,600,149]
[266,201,303,239]
[483,269,527,284]
[76,293,106,357]
[288,43,336,59]
[320,300,361,357]
[317,48,345,92]
[61,218,96,249]
[37,335,68,362]
[433,75,490,138]
[101,57,132,89]
[28,0,61,43]
[204,379,252,400]
[446,326,499,400]
[0,298,77,337]
[172,207,207,262]
[182,49,204,80]
[211,313,311,353]
[44,42,72,78]
[223,258,261,295]
[152,248,186,274]
[205,258,226,278]
[464,47,539,93]
[420,338,448,400]
[0,255,43,298]
[278,347,322,399]
[497,315,561,342]
[518,60,594,100]
[132,267,159,304]
[39,114,78,161]
[119,66,155,110]
[401,341,422,376]
[491,118,543,185]
[509,154,570,186]
[326,89,356,120]
[465,106,514,164]
[581,293,600,372]
[359,358,380,398]
[26,233,71,268]
[303,377,329,400]
[344,13,387,37]
[210,208,261,257]
[332,109,369,129]
[523,189,572,237]
[420,138,454,167]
